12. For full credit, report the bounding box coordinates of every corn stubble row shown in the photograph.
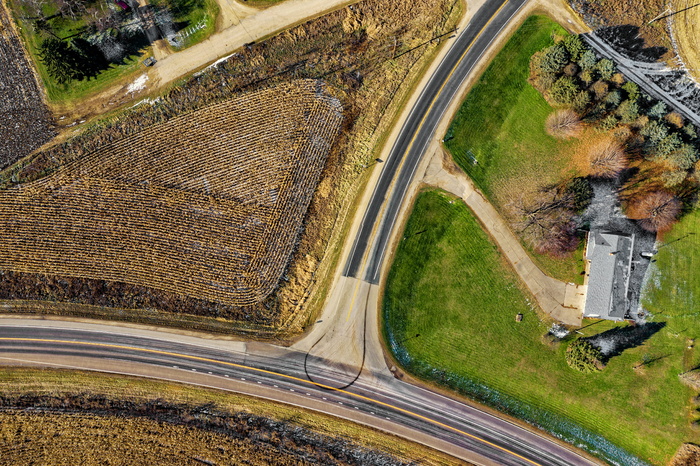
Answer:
[0,2,55,168]
[0,80,343,305]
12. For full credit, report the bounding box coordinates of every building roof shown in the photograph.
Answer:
[584,231,634,320]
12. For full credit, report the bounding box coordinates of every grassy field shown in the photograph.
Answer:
[0,368,455,465]
[383,189,698,465]
[155,0,219,48]
[444,15,584,284]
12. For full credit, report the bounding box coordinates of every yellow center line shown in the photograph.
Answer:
[345,278,362,322]
[0,337,542,466]
[351,0,510,286]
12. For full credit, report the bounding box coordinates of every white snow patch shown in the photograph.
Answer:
[127,74,149,93]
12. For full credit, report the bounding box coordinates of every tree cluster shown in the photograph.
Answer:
[529,33,698,234]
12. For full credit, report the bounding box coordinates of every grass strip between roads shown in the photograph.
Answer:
[383,189,697,465]
[444,15,584,284]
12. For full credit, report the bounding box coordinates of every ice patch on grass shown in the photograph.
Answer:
[549,323,569,339]
[127,74,149,93]
[384,324,649,466]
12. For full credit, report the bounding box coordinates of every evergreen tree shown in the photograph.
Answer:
[563,34,587,62]
[596,58,615,80]
[578,49,597,70]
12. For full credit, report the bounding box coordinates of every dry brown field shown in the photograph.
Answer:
[0,369,459,465]
[0,0,55,167]
[569,0,672,60]
[0,0,461,331]
[0,80,342,306]
[669,0,700,81]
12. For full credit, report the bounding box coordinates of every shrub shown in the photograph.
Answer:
[579,69,594,86]
[548,76,579,106]
[610,72,625,85]
[563,34,587,62]
[531,73,557,92]
[640,120,669,143]
[572,90,591,113]
[683,124,697,139]
[661,169,687,187]
[530,43,569,75]
[616,99,639,124]
[563,62,579,77]
[622,81,639,101]
[545,109,583,139]
[587,137,627,178]
[604,89,621,108]
[665,143,699,170]
[591,80,608,101]
[596,58,615,80]
[566,339,604,373]
[597,114,619,132]
[647,101,667,119]
[626,190,681,232]
[666,111,684,128]
[578,49,597,70]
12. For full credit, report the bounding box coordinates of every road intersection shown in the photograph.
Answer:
[0,0,602,464]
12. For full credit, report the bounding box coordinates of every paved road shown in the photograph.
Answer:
[0,322,598,466]
[343,0,527,283]
[0,1,603,464]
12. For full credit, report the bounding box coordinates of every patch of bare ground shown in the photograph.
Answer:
[0,0,462,335]
[0,369,459,465]
[669,443,700,466]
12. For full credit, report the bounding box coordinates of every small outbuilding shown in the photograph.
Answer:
[582,230,635,321]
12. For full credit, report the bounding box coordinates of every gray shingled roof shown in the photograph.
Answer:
[584,231,634,320]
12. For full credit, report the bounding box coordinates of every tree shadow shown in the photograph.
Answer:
[587,322,666,362]
[597,25,667,62]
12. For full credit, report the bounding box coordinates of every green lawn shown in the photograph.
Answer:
[444,15,584,284]
[8,0,217,104]
[383,189,697,465]
[643,210,700,320]
[155,0,219,49]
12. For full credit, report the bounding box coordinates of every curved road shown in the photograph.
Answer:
[344,0,526,283]
[0,322,595,466]
[0,0,602,464]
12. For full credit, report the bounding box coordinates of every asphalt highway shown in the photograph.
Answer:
[0,323,597,466]
[0,1,604,465]
[343,0,528,283]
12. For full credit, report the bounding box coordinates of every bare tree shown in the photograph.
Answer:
[545,109,583,139]
[578,137,627,178]
[626,190,681,232]
[510,185,580,257]
[55,0,87,20]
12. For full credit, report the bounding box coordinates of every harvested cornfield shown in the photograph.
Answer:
[0,80,342,306]
[0,0,55,167]
[670,0,700,81]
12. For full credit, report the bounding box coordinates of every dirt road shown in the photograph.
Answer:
[55,0,358,122]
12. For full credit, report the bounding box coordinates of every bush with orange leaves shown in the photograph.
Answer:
[626,190,681,232]
[574,136,628,179]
